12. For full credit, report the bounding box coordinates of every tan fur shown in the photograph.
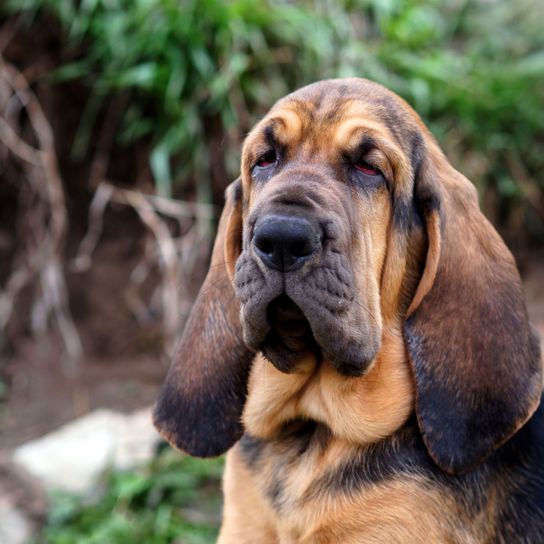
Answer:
[243,321,413,445]
[219,448,277,544]
[153,78,542,542]
[220,443,480,544]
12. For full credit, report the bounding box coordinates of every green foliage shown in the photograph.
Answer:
[4,0,346,199]
[351,1,544,241]
[38,449,224,544]
[3,0,543,237]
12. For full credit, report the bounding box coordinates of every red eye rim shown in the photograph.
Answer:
[354,160,380,176]
[255,150,277,169]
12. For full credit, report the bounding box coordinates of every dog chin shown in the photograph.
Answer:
[234,253,380,377]
[244,293,378,377]
[260,295,321,373]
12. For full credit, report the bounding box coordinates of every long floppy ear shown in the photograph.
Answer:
[153,179,254,457]
[405,144,542,475]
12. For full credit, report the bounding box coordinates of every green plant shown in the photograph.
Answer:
[38,449,224,544]
[3,0,542,239]
[4,0,344,202]
[345,0,544,240]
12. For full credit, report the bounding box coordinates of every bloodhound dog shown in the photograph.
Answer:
[153,78,544,543]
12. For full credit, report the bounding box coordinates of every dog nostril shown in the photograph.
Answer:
[290,239,314,258]
[256,237,274,256]
[253,216,321,272]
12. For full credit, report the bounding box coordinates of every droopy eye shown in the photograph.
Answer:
[354,159,381,176]
[255,150,277,169]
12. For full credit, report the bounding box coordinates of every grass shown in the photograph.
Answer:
[37,448,224,544]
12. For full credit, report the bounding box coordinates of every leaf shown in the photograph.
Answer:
[116,63,157,89]
[150,144,173,198]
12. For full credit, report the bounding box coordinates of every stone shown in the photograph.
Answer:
[0,498,31,544]
[12,407,161,495]
[115,408,162,470]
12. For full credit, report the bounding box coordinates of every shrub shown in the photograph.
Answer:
[39,450,224,544]
[3,0,543,236]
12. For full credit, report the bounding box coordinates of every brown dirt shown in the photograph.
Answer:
[0,11,542,453]
[1,251,543,451]
[0,228,171,449]
[0,346,166,449]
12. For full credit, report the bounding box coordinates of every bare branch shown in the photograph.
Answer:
[0,116,41,164]
[123,190,181,351]
[73,180,215,350]
[0,54,82,363]
[1,51,215,359]
[71,183,114,273]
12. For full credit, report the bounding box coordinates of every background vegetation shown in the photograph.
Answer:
[0,0,543,542]
[39,451,224,544]
[4,0,544,236]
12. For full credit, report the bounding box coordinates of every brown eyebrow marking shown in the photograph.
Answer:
[335,99,411,151]
[264,124,280,150]
[261,109,303,148]
[280,99,315,121]
[352,135,377,159]
[333,117,386,149]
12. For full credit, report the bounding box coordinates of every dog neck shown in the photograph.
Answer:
[242,317,415,447]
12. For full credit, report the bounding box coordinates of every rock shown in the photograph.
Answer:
[115,408,162,470]
[0,498,31,544]
[13,409,120,495]
[0,454,42,544]
[12,407,161,495]
[0,453,47,532]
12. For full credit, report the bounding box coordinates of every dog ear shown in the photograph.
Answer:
[153,179,254,457]
[405,144,542,475]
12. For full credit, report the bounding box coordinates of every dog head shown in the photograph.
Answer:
[153,78,541,474]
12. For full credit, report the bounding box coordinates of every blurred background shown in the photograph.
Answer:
[0,0,543,542]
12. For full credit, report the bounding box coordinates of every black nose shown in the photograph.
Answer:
[253,216,321,272]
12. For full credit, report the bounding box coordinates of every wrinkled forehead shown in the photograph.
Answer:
[242,78,424,194]
[266,78,420,149]
[242,79,425,167]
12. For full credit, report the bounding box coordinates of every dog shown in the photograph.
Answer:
[153,78,544,543]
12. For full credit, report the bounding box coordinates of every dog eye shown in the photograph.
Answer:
[354,159,381,176]
[255,150,277,169]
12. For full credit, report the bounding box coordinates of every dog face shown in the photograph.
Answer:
[154,78,542,475]
[235,80,415,376]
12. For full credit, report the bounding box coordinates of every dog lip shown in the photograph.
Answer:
[260,294,321,373]
[235,250,379,376]
[234,249,284,343]
[267,294,306,322]
[266,295,313,343]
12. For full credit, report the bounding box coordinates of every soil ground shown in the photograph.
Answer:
[0,221,203,449]
[1,13,542,453]
[1,249,543,451]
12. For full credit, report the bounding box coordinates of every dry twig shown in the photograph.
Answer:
[1,52,216,359]
[0,54,82,364]
[72,180,215,352]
